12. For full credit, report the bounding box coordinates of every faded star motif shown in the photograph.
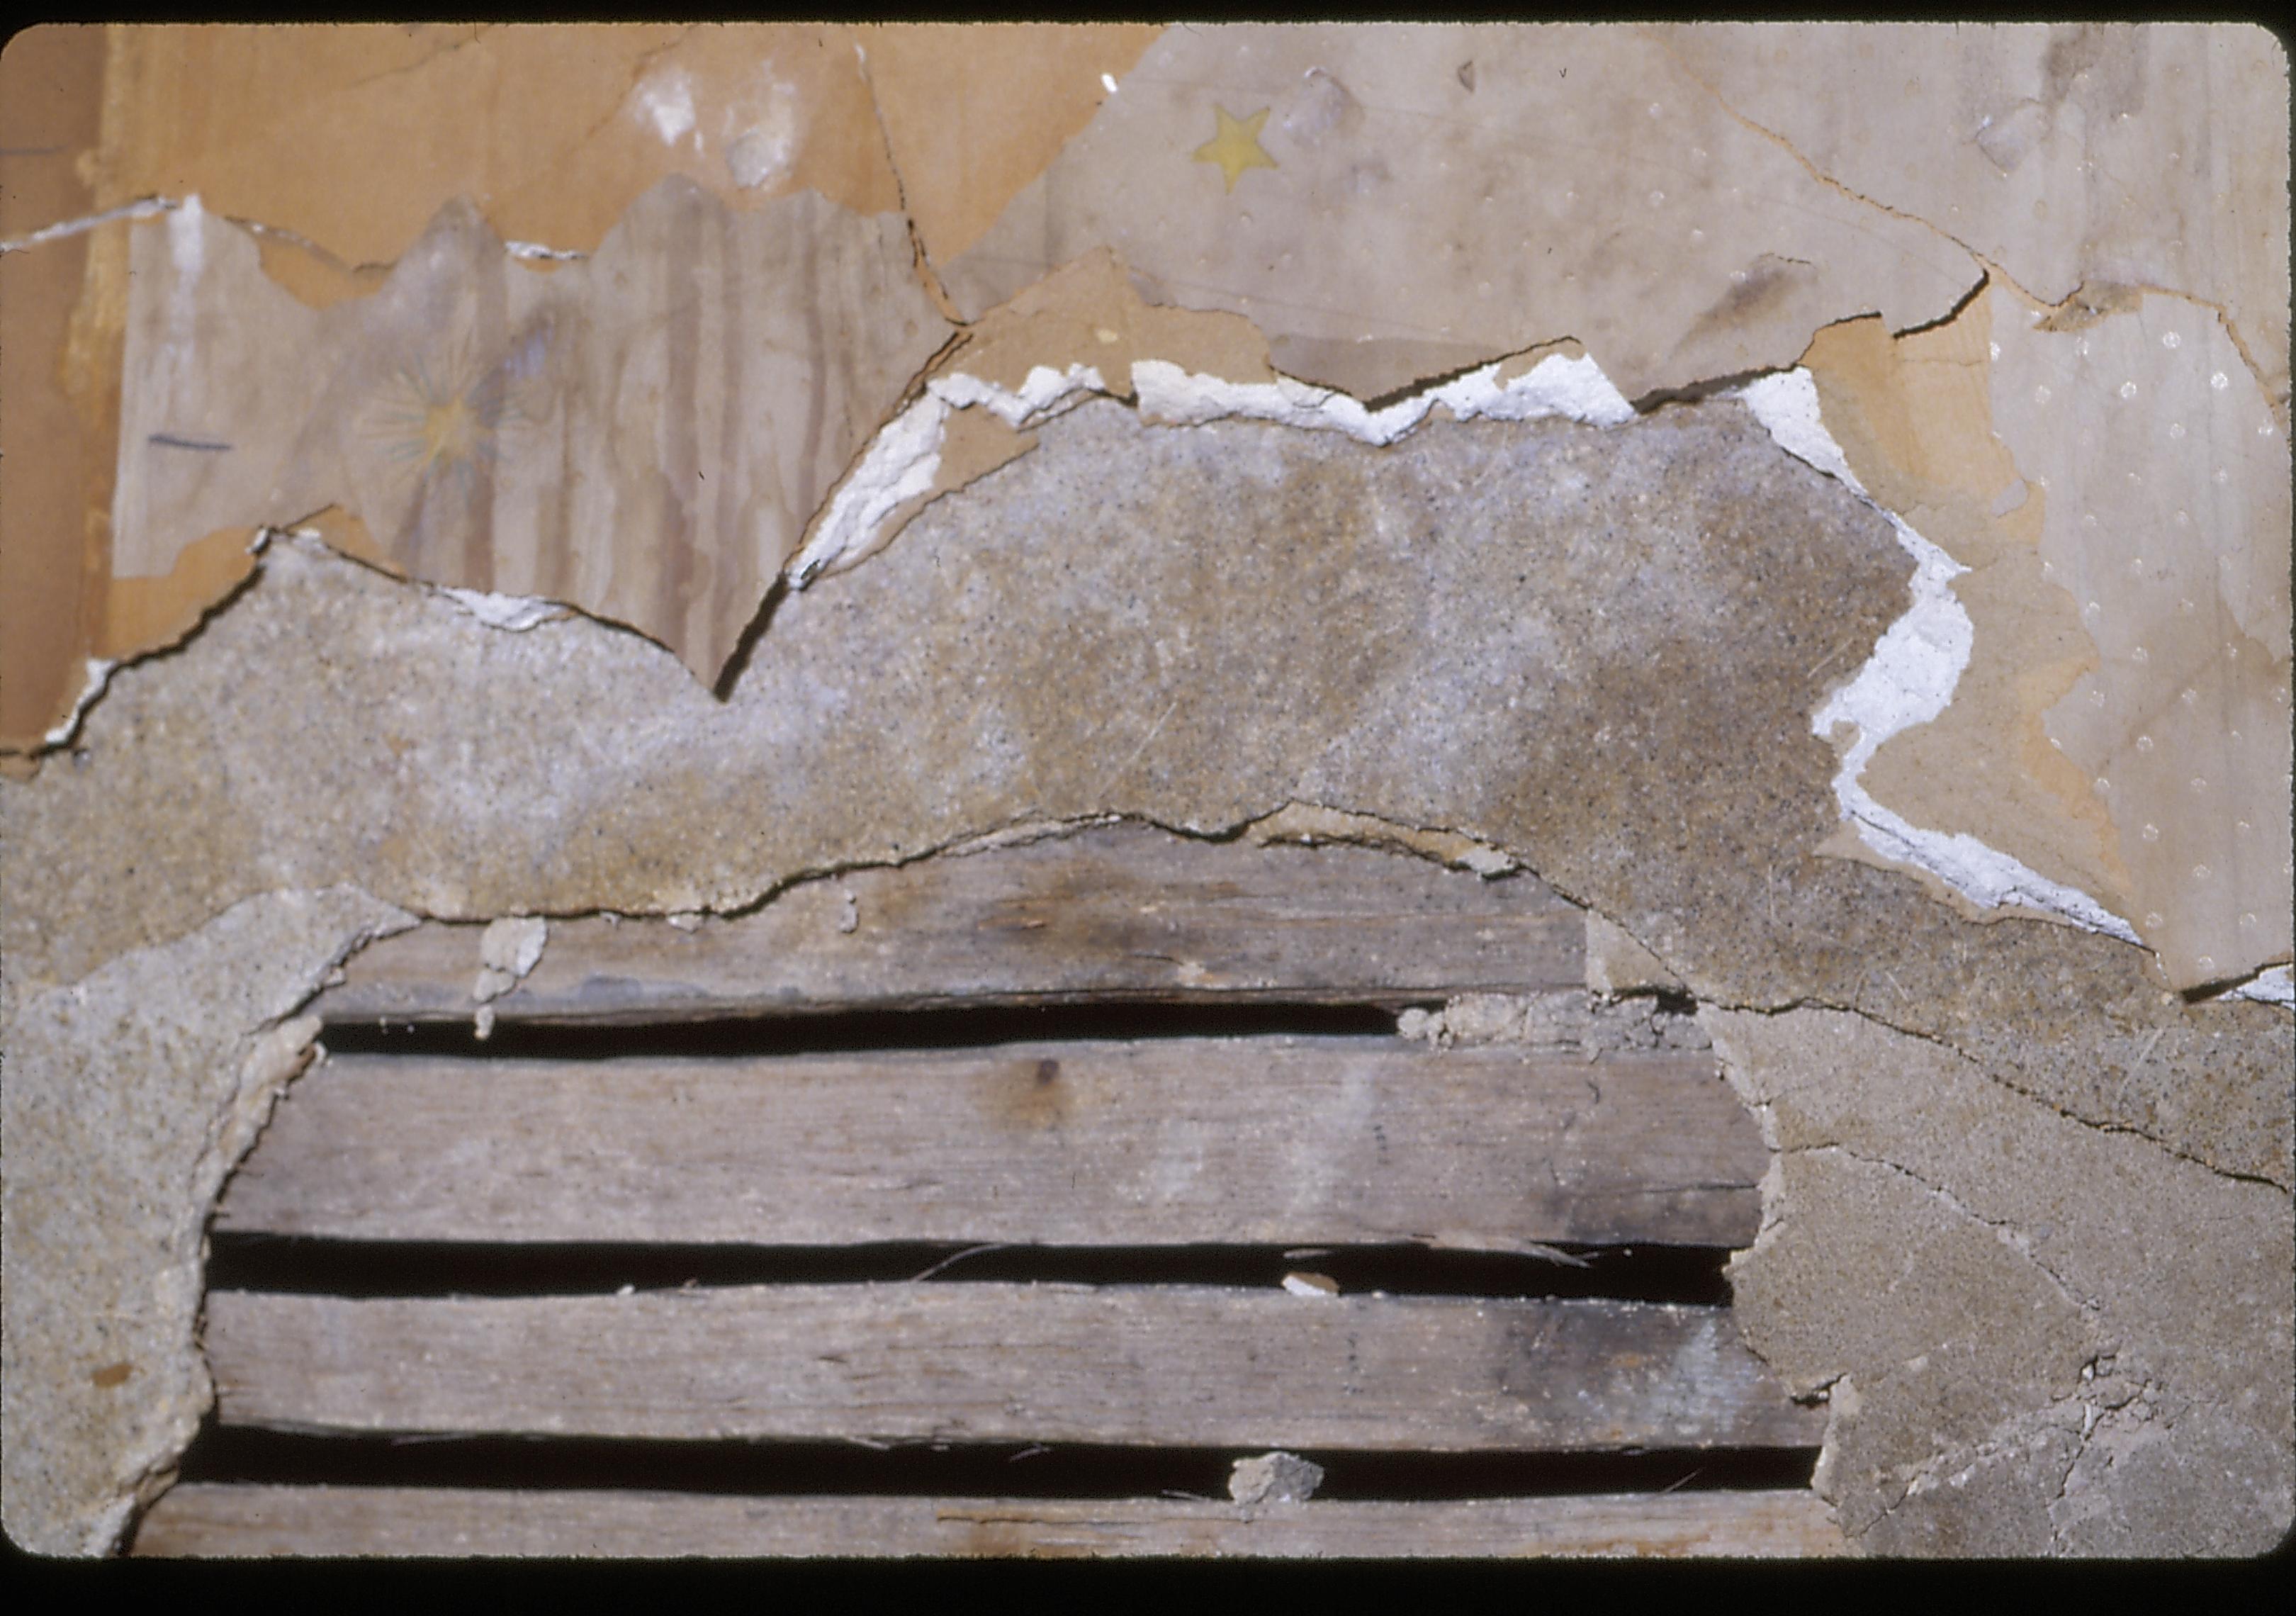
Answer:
[363,322,551,500]
[1192,103,1277,194]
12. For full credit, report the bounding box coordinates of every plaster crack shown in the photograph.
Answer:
[334,25,490,96]
[1791,1142,2098,1323]
[1991,262,2287,420]
[848,35,962,322]
[1644,28,1989,307]
[1825,997,2292,1194]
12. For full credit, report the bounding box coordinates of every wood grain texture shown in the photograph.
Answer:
[215,1038,1757,1249]
[317,824,1585,1025]
[205,1286,1823,1451]
[132,1483,1848,1558]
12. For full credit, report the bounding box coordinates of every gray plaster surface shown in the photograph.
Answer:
[4,398,2289,1554]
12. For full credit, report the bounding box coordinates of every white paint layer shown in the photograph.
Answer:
[0,196,174,256]
[1131,350,1634,442]
[726,77,804,191]
[165,193,206,283]
[790,351,1634,584]
[928,364,1109,430]
[2226,965,2294,1009]
[437,588,567,632]
[790,394,951,583]
[503,240,587,263]
[1735,370,2140,943]
[40,658,119,750]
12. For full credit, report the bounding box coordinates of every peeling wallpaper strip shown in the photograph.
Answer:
[1738,370,2140,944]
[4,22,2287,988]
[103,180,950,684]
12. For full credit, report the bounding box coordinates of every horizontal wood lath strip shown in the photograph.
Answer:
[131,1483,1847,1558]
[215,1039,1757,1249]
[317,823,1584,1025]
[206,1286,1824,1452]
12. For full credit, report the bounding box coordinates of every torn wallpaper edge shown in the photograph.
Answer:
[790,349,1636,583]
[1733,369,2142,947]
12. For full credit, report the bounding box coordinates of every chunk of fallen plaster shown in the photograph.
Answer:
[1229,1450,1325,1504]
[1399,992,1705,1055]
[1281,1271,1340,1298]
[471,915,548,1039]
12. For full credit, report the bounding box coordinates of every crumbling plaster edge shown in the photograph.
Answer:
[787,347,1641,585]
[8,792,2254,1559]
[1,883,420,1557]
[787,337,2159,968]
[1730,369,2142,948]
[13,206,2263,1001]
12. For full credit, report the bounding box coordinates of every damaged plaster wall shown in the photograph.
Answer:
[2,21,2290,1560]
[1,887,413,1556]
[6,23,2283,989]
[1709,1006,2290,1555]
[7,394,2290,1554]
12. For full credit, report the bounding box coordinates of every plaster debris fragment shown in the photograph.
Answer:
[470,915,548,1039]
[1585,911,1685,997]
[1736,369,2140,946]
[1281,1272,1340,1298]
[1229,1450,1326,1504]
[435,588,568,633]
[1397,992,1709,1055]
[1243,802,1516,877]
[836,890,860,933]
[2226,965,2293,1009]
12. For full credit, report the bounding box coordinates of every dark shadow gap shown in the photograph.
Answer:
[162,1423,1818,1505]
[320,999,1405,1059]
[204,1238,1738,1306]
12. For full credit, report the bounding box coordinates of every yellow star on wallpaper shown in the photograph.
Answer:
[1192,103,1277,193]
